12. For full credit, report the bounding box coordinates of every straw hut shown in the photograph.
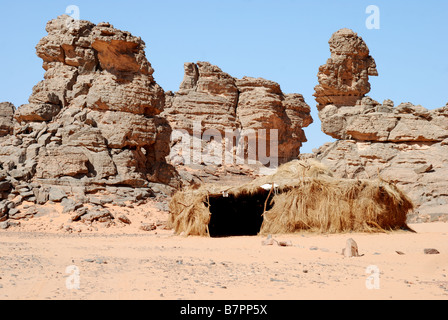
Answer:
[169,160,414,237]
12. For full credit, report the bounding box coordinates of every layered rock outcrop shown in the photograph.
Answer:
[0,15,179,225]
[313,29,378,110]
[320,98,448,142]
[308,28,448,222]
[164,62,239,135]
[164,62,313,166]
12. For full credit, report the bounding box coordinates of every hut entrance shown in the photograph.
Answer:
[207,191,273,237]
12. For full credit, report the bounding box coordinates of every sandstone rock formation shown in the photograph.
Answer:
[307,28,448,222]
[0,103,16,137]
[164,62,239,135]
[0,15,179,225]
[320,98,448,142]
[313,29,378,110]
[163,62,313,166]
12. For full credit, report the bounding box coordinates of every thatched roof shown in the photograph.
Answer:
[169,159,415,236]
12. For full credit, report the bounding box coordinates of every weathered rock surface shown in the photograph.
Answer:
[163,62,313,166]
[0,15,180,225]
[313,29,378,110]
[18,15,175,186]
[236,77,312,163]
[307,28,448,222]
[342,238,361,258]
[164,62,239,135]
[320,99,448,142]
[0,103,15,137]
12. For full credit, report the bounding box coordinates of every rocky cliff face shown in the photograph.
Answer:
[163,62,313,166]
[0,15,180,225]
[307,28,448,222]
[164,62,239,135]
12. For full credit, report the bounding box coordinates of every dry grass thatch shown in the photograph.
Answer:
[169,159,415,236]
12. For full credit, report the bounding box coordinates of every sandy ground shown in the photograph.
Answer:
[0,220,447,300]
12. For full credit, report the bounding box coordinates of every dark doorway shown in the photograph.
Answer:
[207,191,273,237]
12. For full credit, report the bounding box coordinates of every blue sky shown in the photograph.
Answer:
[0,0,447,153]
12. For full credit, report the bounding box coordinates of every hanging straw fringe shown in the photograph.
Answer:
[169,159,414,236]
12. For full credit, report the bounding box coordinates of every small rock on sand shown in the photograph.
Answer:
[342,238,361,258]
[424,248,440,255]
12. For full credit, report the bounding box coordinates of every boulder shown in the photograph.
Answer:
[35,146,90,179]
[80,209,113,223]
[313,29,378,110]
[0,102,15,137]
[15,103,61,123]
[48,187,67,202]
[342,238,361,258]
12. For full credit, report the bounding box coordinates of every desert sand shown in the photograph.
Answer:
[0,218,447,300]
